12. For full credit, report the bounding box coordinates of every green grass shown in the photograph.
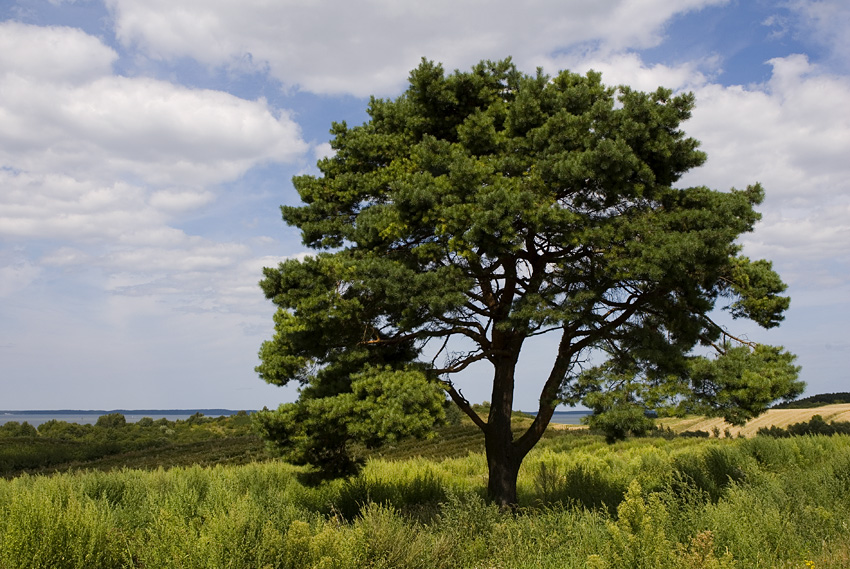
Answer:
[1,412,270,478]
[1,431,849,568]
[3,413,850,567]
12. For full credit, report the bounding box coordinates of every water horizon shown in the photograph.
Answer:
[0,409,248,427]
[535,409,591,425]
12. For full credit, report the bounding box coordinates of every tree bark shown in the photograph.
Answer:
[485,348,524,507]
[485,431,523,508]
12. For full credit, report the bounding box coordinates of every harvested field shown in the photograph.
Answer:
[656,403,850,437]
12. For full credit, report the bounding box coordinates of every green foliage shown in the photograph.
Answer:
[687,344,803,425]
[253,366,446,477]
[603,481,675,568]
[257,57,800,502]
[671,445,748,503]
[725,257,789,328]
[0,421,37,438]
[0,435,849,567]
[588,405,656,444]
[94,412,126,429]
[680,430,711,438]
[532,458,628,513]
[1,412,264,477]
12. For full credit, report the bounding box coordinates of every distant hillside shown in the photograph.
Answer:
[772,393,850,409]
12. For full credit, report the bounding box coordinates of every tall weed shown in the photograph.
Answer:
[0,478,121,569]
[0,434,848,567]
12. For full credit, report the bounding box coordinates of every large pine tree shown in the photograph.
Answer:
[255,59,801,506]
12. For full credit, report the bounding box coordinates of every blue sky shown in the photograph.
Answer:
[1,0,848,411]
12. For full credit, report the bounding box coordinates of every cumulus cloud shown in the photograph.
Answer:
[0,21,117,83]
[541,50,719,92]
[676,55,850,270]
[0,22,309,315]
[0,21,314,413]
[105,0,728,96]
[0,26,307,187]
[312,142,334,162]
[0,172,158,241]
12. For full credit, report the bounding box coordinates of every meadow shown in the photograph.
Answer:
[1,412,850,568]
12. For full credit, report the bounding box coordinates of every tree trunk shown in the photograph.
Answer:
[485,428,523,508]
[485,350,524,508]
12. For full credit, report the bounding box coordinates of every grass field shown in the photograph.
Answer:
[4,406,848,478]
[2,410,850,568]
[1,433,849,568]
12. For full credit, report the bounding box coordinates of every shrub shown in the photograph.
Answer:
[95,413,126,429]
[681,430,710,438]
[600,480,675,569]
[757,415,850,438]
[0,421,37,438]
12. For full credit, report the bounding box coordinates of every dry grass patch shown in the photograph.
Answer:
[657,404,850,437]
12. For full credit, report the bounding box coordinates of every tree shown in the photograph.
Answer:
[255,58,802,507]
[95,413,127,429]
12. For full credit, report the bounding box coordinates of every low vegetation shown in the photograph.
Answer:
[0,412,265,477]
[756,414,850,438]
[1,410,849,567]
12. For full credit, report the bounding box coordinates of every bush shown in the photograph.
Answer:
[0,421,37,438]
[1,430,849,568]
[757,415,850,438]
[95,413,127,429]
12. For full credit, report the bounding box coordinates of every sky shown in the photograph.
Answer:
[1,0,848,411]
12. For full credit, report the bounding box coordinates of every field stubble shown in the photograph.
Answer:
[657,403,850,437]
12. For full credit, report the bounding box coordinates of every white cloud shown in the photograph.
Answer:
[0,21,117,84]
[788,0,850,71]
[40,247,92,267]
[105,0,728,96]
[312,142,334,162]
[104,240,248,273]
[0,22,310,341]
[0,74,306,187]
[674,55,850,269]
[541,50,719,92]
[0,22,307,200]
[0,172,161,241]
[149,190,215,213]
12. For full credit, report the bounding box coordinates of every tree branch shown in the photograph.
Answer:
[442,381,488,431]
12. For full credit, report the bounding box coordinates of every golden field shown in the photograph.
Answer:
[656,403,850,437]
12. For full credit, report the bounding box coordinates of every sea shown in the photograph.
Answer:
[539,410,591,425]
[0,410,245,427]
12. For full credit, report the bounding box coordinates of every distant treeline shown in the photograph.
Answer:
[772,392,850,409]
[0,411,260,477]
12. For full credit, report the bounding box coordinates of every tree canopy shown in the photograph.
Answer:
[255,58,802,506]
